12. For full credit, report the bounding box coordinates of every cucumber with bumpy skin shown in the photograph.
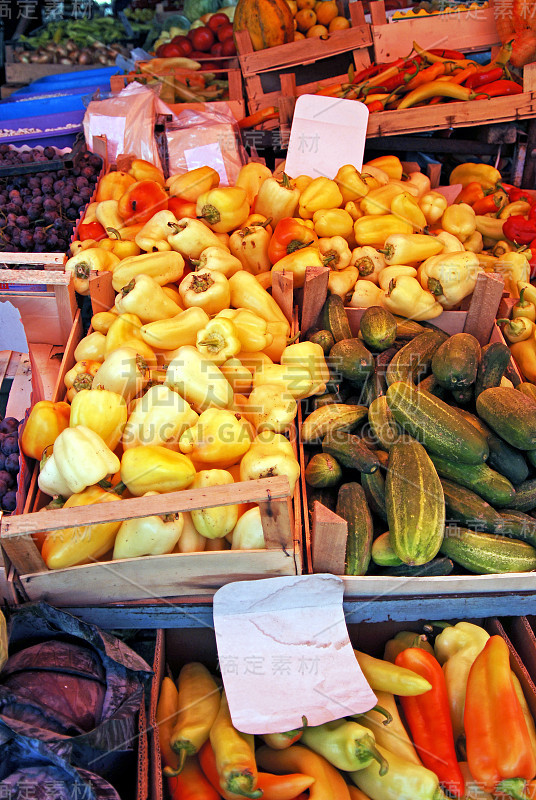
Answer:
[475,342,511,397]
[430,453,516,507]
[476,387,536,451]
[440,528,536,574]
[359,306,397,352]
[322,431,380,474]
[441,479,505,534]
[322,295,352,342]
[372,532,402,566]
[506,479,536,512]
[380,557,454,577]
[361,469,387,520]
[432,333,481,389]
[336,482,373,575]
[499,510,536,548]
[386,329,448,385]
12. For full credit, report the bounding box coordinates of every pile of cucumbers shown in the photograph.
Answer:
[302,297,536,577]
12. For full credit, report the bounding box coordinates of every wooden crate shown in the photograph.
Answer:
[236,0,372,125]
[369,0,500,63]
[4,45,105,85]
[109,67,245,122]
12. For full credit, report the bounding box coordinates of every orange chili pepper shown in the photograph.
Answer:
[404,61,446,90]
[267,217,318,265]
[455,181,486,204]
[156,677,181,775]
[168,196,197,219]
[167,757,220,800]
[315,82,345,96]
[472,190,508,215]
[238,107,279,129]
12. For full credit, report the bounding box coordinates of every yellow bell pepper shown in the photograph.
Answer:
[21,400,71,461]
[449,162,501,190]
[239,352,273,373]
[134,210,177,252]
[92,346,149,402]
[229,271,290,329]
[175,511,206,553]
[391,192,427,232]
[499,200,532,220]
[179,408,252,468]
[365,156,403,181]
[517,282,536,307]
[349,280,383,308]
[292,175,313,193]
[350,246,386,284]
[434,230,465,253]
[380,233,444,265]
[220,358,253,395]
[167,218,226,260]
[441,203,477,243]
[65,248,120,295]
[190,469,238,539]
[405,171,431,198]
[229,223,271,275]
[264,320,292,362]
[510,336,536,382]
[246,384,297,433]
[113,492,184,559]
[96,199,125,232]
[463,230,484,253]
[64,360,102,402]
[38,425,120,498]
[281,341,330,396]
[382,275,443,320]
[196,187,250,233]
[298,177,343,219]
[231,506,265,550]
[69,389,127,450]
[418,250,482,309]
[128,158,165,186]
[319,236,352,270]
[494,251,531,298]
[73,331,107,363]
[41,483,124,569]
[252,362,315,400]
[122,384,198,450]
[313,208,354,239]
[354,215,412,248]
[418,191,448,226]
[165,346,234,411]
[345,201,363,221]
[194,247,242,278]
[70,239,97,256]
[512,288,536,322]
[105,313,156,367]
[500,316,535,344]
[240,432,300,494]
[96,170,136,202]
[162,285,183,306]
[140,307,209,351]
[329,265,359,299]
[121,445,196,496]
[235,162,272,206]
[254,173,300,226]
[115,274,182,323]
[361,165,390,187]
[271,246,324,289]
[378,266,418,291]
[179,268,230,316]
[217,308,274,353]
[388,180,420,198]
[334,164,369,204]
[195,317,241,365]
[167,166,220,202]
[99,229,141,259]
[360,184,405,217]
[91,310,117,335]
[111,251,185,292]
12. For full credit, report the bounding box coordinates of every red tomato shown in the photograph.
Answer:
[207,12,230,30]
[159,42,187,57]
[221,37,236,55]
[171,35,193,54]
[210,41,224,55]
[190,50,210,58]
[217,22,234,42]
[190,26,215,51]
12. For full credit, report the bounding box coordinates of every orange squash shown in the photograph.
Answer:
[233,0,295,50]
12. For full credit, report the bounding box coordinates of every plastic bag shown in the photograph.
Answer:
[165,104,246,186]
[83,83,162,169]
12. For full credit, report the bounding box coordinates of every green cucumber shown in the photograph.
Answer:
[429,453,515,507]
[386,440,445,566]
[330,338,375,386]
[368,396,403,451]
[322,431,380,474]
[386,329,448,385]
[305,453,342,488]
[457,408,529,485]
[441,479,505,534]
[359,306,397,352]
[306,328,335,355]
[416,374,449,399]
[386,381,489,465]
[301,403,368,443]
[450,386,473,405]
[371,532,402,566]
[499,510,536,548]
[475,342,511,397]
[380,557,454,577]
[392,316,426,339]
[506,479,536,512]
[322,294,352,342]
[431,333,481,389]
[440,528,536,573]
[361,469,387,521]
[476,387,536,451]
[336,482,373,575]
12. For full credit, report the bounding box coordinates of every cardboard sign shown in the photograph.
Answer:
[213,574,377,734]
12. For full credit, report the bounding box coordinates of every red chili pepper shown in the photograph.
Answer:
[472,191,507,215]
[429,47,466,59]
[78,219,106,241]
[367,100,385,113]
[395,648,465,798]
[268,217,318,264]
[167,756,220,800]
[503,215,536,245]
[379,64,421,93]
[238,107,279,129]
[502,183,536,204]
[168,196,197,219]
[528,239,536,279]
[475,79,523,97]
[466,66,504,88]
[529,204,536,222]
[352,63,382,84]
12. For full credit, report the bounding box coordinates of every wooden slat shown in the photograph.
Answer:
[369,0,387,25]
[89,270,115,316]
[51,311,82,403]
[524,63,536,93]
[299,266,330,333]
[271,272,294,324]
[342,573,536,597]
[259,496,293,551]
[0,254,65,268]
[28,344,61,403]
[1,521,47,575]
[312,502,348,575]
[0,269,70,285]
[463,272,505,345]
[6,353,32,420]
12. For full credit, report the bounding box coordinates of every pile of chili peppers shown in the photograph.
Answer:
[314,39,524,113]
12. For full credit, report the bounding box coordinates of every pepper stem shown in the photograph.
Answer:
[163,749,187,777]
[227,775,262,798]
[106,227,122,240]
[372,704,393,725]
[358,735,389,776]
[518,288,528,306]
[496,778,530,800]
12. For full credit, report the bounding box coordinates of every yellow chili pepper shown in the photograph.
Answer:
[235,162,272,206]
[197,187,250,233]
[494,250,531,298]
[115,273,182,323]
[510,337,536,383]
[195,317,241,364]
[364,156,403,181]
[474,215,505,242]
[111,251,185,292]
[335,164,370,203]
[354,649,432,695]
[70,389,127,450]
[397,81,477,110]
[190,470,239,538]
[165,346,234,411]
[73,331,107,363]
[419,191,448,225]
[169,663,221,774]
[434,230,465,253]
[91,310,117,335]
[391,192,427,231]
[96,199,125,231]
[382,275,443,320]
[167,166,220,202]
[179,268,230,316]
[319,236,352,270]
[499,200,532,220]
[210,691,261,798]
[463,230,484,253]
[120,445,196,495]
[492,240,515,257]
[255,173,300,226]
[134,210,177,252]
[329,265,359,299]
[229,222,272,275]
[298,177,343,219]
[122,384,198,450]
[449,162,502,189]
[354,215,412,248]
[313,207,354,239]
[216,308,274,353]
[229,271,290,329]
[513,288,536,322]
[380,233,444,265]
[441,203,477,242]
[271,246,324,288]
[180,408,252,468]
[193,246,242,277]
[360,184,406,217]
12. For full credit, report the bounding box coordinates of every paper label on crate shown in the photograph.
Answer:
[213,574,377,734]
[0,301,28,353]
[184,142,228,184]
[285,95,369,180]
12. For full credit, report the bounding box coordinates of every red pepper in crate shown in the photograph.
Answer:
[529,204,536,222]
[475,79,523,97]
[268,217,318,265]
[117,180,168,225]
[79,218,106,242]
[504,215,536,245]
[472,189,509,215]
[455,181,486,205]
[466,66,504,89]
[238,107,279,129]
[502,183,535,204]
[528,239,536,279]
[167,757,220,800]
[168,196,197,219]
[429,47,466,59]
[395,648,465,798]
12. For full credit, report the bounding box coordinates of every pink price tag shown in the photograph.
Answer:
[213,574,377,734]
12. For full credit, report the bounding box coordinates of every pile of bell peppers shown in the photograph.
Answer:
[156,622,536,800]
[314,40,523,113]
